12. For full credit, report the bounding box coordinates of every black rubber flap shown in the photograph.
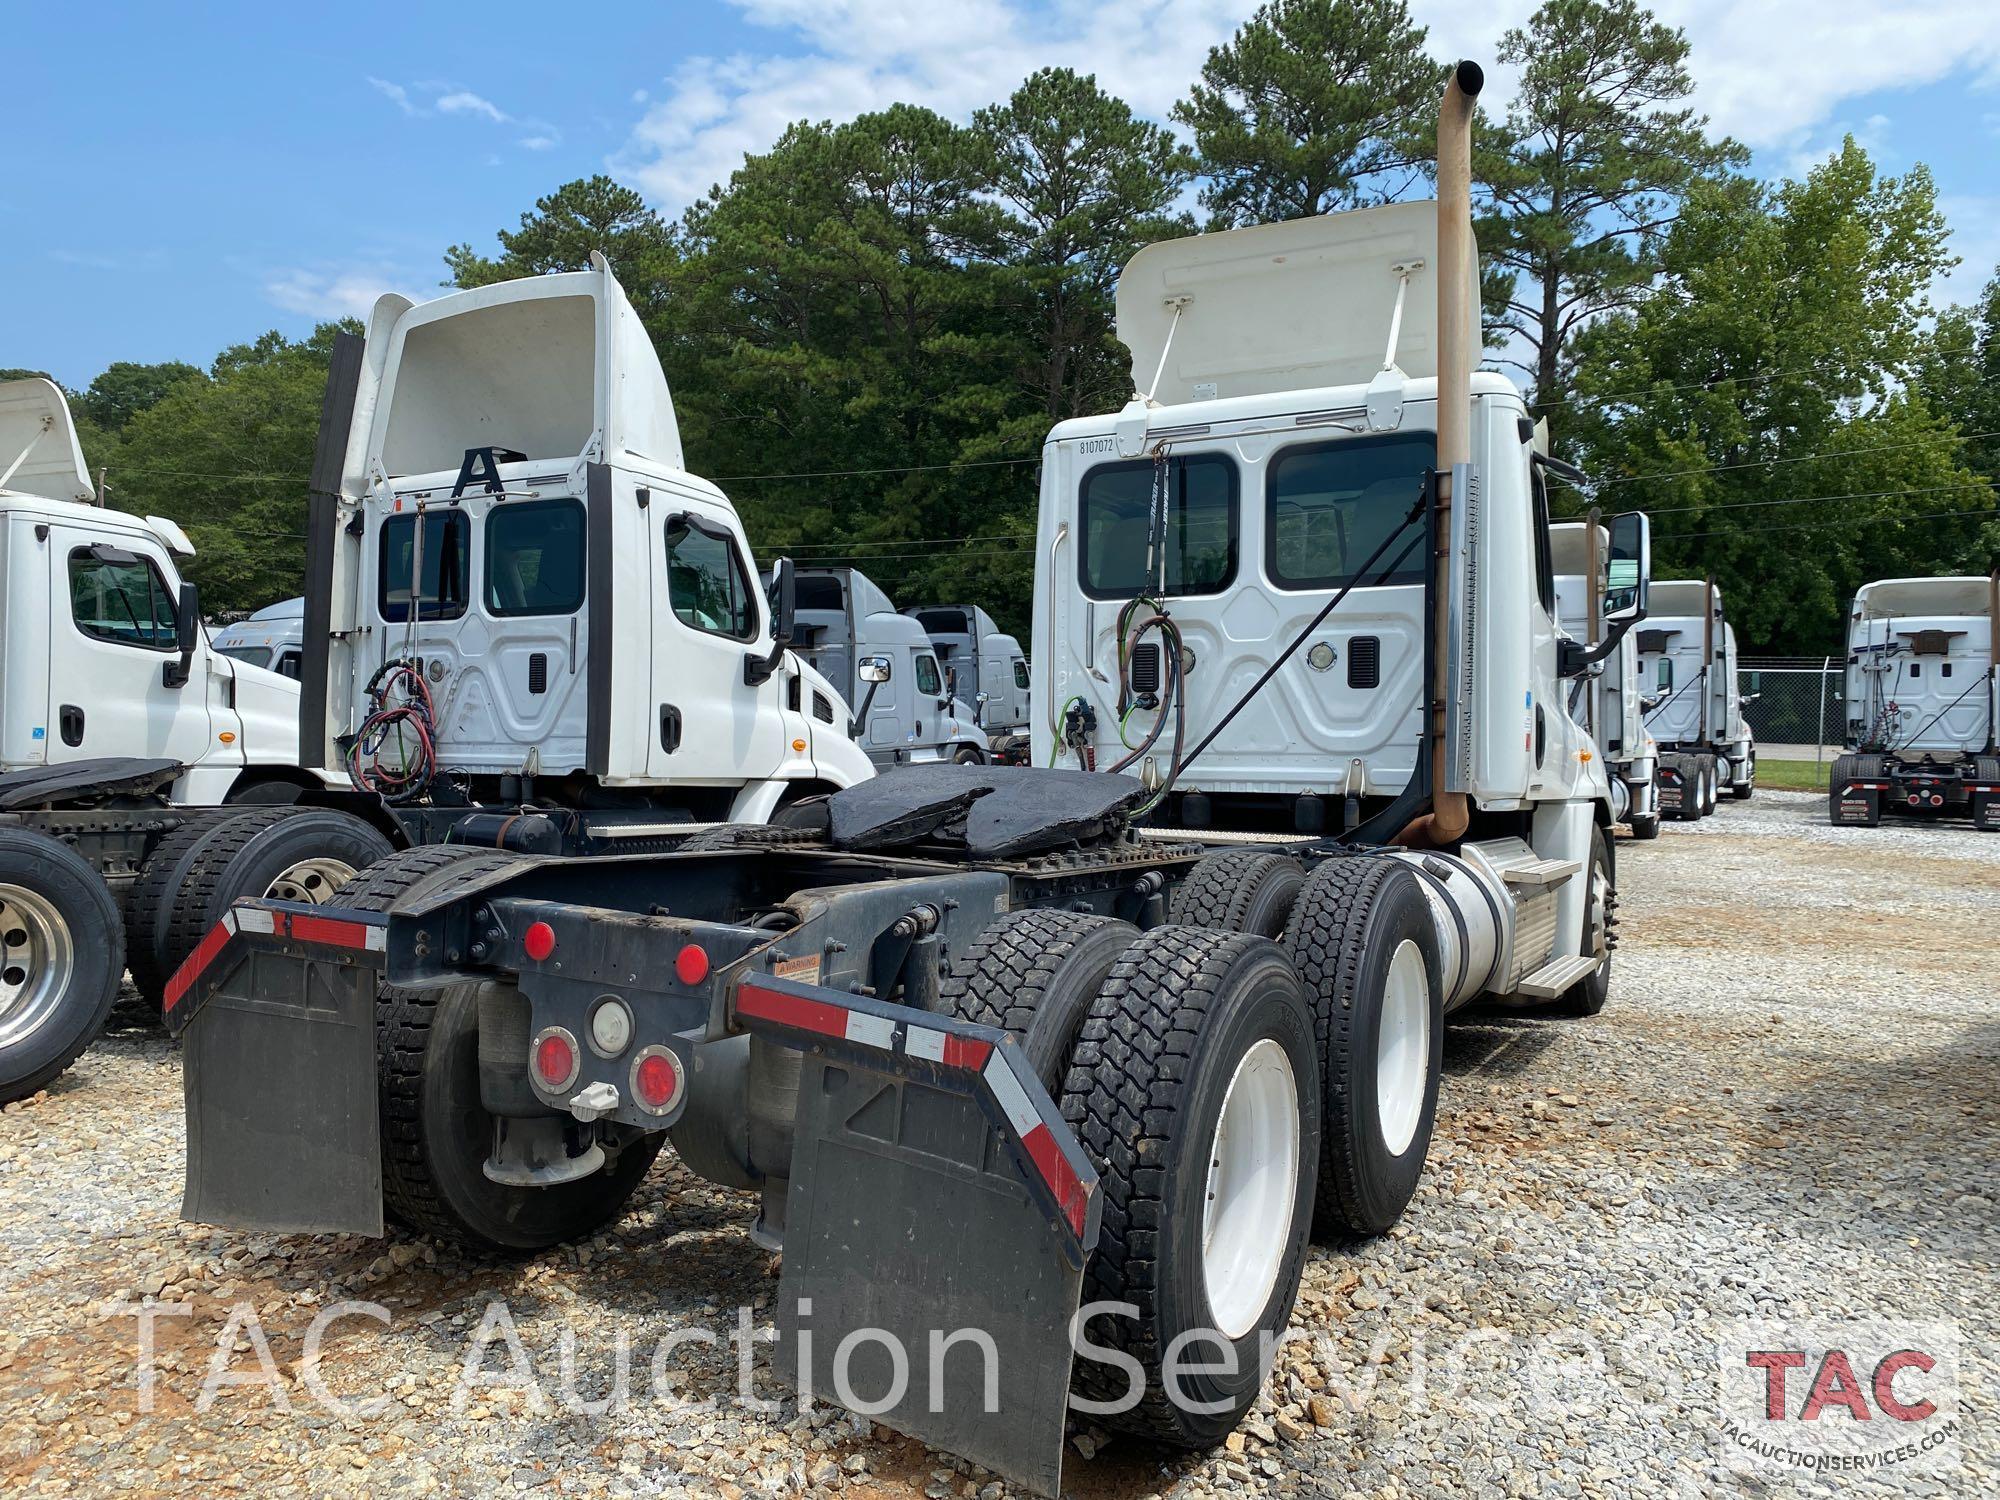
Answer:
[776,1052,1080,1498]
[0,757,182,810]
[828,763,1148,857]
[181,945,384,1235]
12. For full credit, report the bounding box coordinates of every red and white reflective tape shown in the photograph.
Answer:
[163,904,387,1014]
[735,979,1087,1238]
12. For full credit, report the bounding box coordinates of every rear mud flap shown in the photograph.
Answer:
[736,979,1097,1500]
[167,902,388,1236]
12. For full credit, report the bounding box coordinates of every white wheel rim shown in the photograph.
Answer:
[1201,1038,1300,1341]
[262,857,358,905]
[1376,939,1429,1158]
[0,883,76,1049]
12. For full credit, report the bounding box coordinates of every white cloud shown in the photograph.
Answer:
[613,0,2000,212]
[437,90,510,124]
[519,134,557,151]
[367,76,418,116]
[263,265,419,321]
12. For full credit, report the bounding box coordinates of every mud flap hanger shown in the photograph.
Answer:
[734,975,1102,1498]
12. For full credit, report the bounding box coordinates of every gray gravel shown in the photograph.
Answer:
[0,789,1992,1498]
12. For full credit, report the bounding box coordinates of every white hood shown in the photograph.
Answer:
[0,377,93,504]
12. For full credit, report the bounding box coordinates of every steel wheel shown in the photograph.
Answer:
[1375,938,1430,1156]
[1201,1037,1302,1340]
[0,884,76,1050]
[262,856,359,905]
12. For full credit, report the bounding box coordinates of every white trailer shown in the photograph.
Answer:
[903,602,1032,760]
[1831,574,2000,828]
[1636,579,1755,818]
[1551,517,1661,839]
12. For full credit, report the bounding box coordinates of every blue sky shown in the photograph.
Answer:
[8,0,1999,389]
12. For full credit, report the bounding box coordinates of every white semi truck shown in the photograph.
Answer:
[211,596,305,677]
[1552,517,1661,839]
[0,376,349,1099]
[0,262,876,1102]
[166,61,1628,1500]
[1637,579,1755,818]
[903,602,1032,760]
[1831,574,1999,828]
[791,567,989,767]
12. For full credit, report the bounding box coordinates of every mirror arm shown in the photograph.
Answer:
[1558,613,1641,678]
[851,681,882,737]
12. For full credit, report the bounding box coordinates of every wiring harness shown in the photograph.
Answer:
[345,658,437,801]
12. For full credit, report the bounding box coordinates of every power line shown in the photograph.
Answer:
[1646,480,1994,519]
[1592,430,2000,488]
[1672,505,2000,542]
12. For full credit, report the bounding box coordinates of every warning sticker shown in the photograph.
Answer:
[771,952,823,985]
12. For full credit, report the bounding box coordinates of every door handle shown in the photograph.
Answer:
[659,705,682,754]
[59,704,84,747]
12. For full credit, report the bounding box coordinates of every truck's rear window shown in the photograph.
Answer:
[1078,454,1237,599]
[379,510,469,622]
[1266,432,1433,591]
[486,500,586,617]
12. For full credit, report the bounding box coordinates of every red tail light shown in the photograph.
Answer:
[631,1046,685,1114]
[675,943,710,985]
[532,1028,579,1091]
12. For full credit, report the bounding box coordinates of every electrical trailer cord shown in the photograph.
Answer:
[1890,667,1993,754]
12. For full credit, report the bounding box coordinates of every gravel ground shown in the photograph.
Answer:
[1,789,1992,1498]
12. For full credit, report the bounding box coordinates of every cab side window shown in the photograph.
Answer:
[69,547,177,650]
[916,653,943,697]
[1012,658,1030,691]
[665,516,758,641]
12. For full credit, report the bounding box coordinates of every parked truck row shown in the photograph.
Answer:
[1636,578,1756,820]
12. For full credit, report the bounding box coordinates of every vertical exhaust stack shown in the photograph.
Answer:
[1422,59,1484,845]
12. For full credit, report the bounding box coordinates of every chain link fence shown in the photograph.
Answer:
[1740,658,1843,779]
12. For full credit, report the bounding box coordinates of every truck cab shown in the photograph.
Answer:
[0,377,312,805]
[1833,574,1999,827]
[1551,518,1660,838]
[304,255,873,824]
[1637,579,1755,816]
[212,597,305,678]
[792,568,986,768]
[902,602,1031,758]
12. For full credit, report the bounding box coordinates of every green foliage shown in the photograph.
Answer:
[87,325,357,614]
[1174,0,1444,227]
[75,360,207,431]
[1914,269,2000,493]
[1476,0,1746,407]
[1565,142,1990,653]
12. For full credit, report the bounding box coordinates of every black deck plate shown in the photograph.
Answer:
[828,764,1147,858]
[0,757,183,810]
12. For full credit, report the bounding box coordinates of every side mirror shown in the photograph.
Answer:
[858,656,892,684]
[766,557,796,649]
[744,557,796,687]
[1602,511,1650,625]
[165,581,201,689]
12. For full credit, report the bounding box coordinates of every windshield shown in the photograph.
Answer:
[217,645,274,668]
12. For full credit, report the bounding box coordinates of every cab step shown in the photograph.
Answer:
[1514,953,1602,998]
[1497,856,1581,889]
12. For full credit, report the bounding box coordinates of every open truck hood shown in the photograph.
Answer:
[0,377,93,505]
[1115,200,1476,405]
[339,251,681,492]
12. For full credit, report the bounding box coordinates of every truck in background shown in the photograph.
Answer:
[0,261,877,1102]
[211,596,304,677]
[1551,517,1661,839]
[903,602,1031,761]
[1637,579,1755,819]
[0,376,343,1100]
[1831,573,1999,828]
[793,567,989,768]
